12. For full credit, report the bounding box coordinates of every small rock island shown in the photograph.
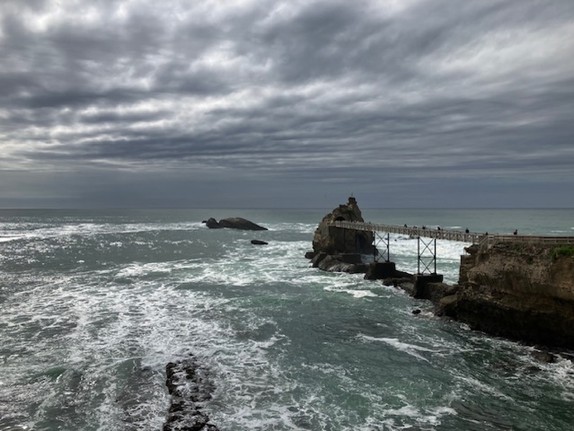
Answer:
[306,196,375,273]
[202,217,267,231]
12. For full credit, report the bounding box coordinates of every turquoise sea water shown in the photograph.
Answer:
[1,208,573,430]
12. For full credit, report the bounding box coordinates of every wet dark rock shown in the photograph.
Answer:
[163,354,219,431]
[413,280,455,305]
[314,254,368,273]
[203,218,222,229]
[203,217,267,231]
[251,239,268,245]
[412,309,422,315]
[304,251,316,260]
[364,262,413,283]
[218,217,267,230]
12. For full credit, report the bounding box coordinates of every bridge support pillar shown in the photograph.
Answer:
[413,274,444,299]
[364,262,396,280]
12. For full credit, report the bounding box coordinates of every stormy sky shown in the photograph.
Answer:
[1,0,573,208]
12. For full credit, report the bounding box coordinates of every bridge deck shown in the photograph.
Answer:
[332,221,574,245]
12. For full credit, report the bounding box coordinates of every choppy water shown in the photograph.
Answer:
[1,208,573,431]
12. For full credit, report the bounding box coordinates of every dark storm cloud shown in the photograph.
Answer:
[1,0,573,207]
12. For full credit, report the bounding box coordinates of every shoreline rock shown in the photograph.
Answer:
[437,241,574,349]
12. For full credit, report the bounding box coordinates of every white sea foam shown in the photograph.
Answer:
[323,286,379,298]
[358,335,439,362]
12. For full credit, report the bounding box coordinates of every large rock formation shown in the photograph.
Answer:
[306,197,375,273]
[312,197,374,256]
[202,217,267,231]
[438,241,574,349]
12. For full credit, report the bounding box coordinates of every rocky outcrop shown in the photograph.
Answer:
[438,241,574,349]
[202,217,267,231]
[306,197,375,273]
[311,252,368,273]
[164,354,219,431]
[312,197,374,256]
[203,218,222,229]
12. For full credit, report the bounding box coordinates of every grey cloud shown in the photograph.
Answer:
[0,0,573,208]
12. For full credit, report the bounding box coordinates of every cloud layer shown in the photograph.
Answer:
[1,0,573,207]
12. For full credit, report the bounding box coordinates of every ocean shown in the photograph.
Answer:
[1,208,573,431]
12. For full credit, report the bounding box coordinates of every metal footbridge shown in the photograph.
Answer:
[333,221,483,243]
[331,220,574,275]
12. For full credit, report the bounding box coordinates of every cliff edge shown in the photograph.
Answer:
[439,241,574,349]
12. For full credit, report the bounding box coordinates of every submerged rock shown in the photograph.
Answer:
[163,354,219,431]
[251,239,268,245]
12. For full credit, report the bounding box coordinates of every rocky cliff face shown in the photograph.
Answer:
[306,197,375,273]
[312,197,374,255]
[440,241,574,349]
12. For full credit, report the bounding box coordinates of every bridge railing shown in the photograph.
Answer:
[481,235,574,246]
[331,220,483,243]
[331,221,574,246]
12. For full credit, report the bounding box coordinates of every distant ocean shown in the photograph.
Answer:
[1,208,573,430]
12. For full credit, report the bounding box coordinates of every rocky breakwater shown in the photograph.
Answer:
[438,240,574,350]
[305,197,376,273]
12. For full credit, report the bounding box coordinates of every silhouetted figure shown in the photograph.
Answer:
[465,228,469,234]
[513,229,518,235]
[404,224,407,228]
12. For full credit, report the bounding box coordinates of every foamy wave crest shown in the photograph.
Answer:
[358,335,438,362]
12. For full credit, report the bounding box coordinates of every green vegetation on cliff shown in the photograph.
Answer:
[552,245,574,260]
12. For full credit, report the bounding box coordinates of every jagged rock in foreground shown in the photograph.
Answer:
[202,217,268,231]
[306,197,374,273]
[164,354,219,431]
[438,241,574,349]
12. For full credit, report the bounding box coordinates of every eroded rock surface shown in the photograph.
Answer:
[438,241,574,349]
[312,197,374,256]
[306,197,375,273]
